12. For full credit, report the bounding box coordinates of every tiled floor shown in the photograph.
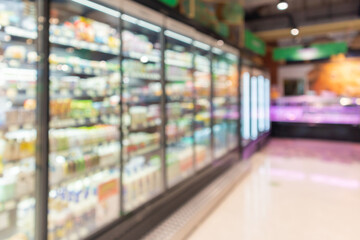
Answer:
[187,138,360,240]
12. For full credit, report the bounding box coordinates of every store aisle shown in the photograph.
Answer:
[187,138,360,240]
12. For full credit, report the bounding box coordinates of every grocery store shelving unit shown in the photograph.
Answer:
[0,1,270,240]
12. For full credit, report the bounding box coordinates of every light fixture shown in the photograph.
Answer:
[277,0,288,11]
[194,41,211,51]
[71,0,121,18]
[164,30,192,44]
[290,28,299,36]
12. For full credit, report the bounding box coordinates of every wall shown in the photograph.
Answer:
[278,63,313,96]
[277,56,360,97]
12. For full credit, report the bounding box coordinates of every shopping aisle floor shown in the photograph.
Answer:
[187,138,360,240]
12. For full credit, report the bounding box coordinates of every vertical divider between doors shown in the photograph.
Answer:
[190,42,197,172]
[119,13,125,216]
[209,49,214,162]
[35,0,50,239]
[249,68,253,143]
[160,27,167,190]
[238,56,243,159]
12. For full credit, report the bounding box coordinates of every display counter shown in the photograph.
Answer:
[271,95,360,141]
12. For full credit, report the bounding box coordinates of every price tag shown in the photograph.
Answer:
[0,212,10,231]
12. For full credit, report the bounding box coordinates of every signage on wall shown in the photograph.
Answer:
[157,0,179,7]
[273,42,348,61]
[245,30,266,56]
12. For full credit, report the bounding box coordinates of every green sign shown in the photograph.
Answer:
[157,0,178,7]
[273,42,348,61]
[245,30,266,56]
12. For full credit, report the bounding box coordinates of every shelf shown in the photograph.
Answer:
[128,123,160,133]
[50,64,116,77]
[166,98,194,104]
[51,89,118,101]
[165,59,192,69]
[50,35,119,55]
[123,52,161,63]
[0,26,37,40]
[167,133,193,145]
[124,73,161,82]
[49,115,119,129]
[50,161,119,189]
[125,100,161,106]
[51,140,118,156]
[125,144,161,159]
[166,77,192,82]
[0,123,35,133]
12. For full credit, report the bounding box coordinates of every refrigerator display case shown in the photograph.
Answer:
[212,48,227,159]
[48,1,121,239]
[241,68,251,146]
[0,0,37,239]
[257,75,265,133]
[121,7,164,213]
[193,34,213,170]
[271,95,360,125]
[265,77,271,131]
[164,20,195,187]
[0,0,264,239]
[250,75,258,140]
[223,49,239,151]
[212,47,238,159]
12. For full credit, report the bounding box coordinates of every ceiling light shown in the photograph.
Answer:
[277,0,288,11]
[291,28,299,36]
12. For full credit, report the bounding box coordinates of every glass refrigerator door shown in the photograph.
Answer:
[212,48,230,159]
[251,76,258,140]
[193,41,212,170]
[165,30,194,187]
[48,1,121,238]
[258,75,265,133]
[241,71,251,146]
[265,78,271,131]
[121,14,163,213]
[225,53,239,151]
[0,1,37,239]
